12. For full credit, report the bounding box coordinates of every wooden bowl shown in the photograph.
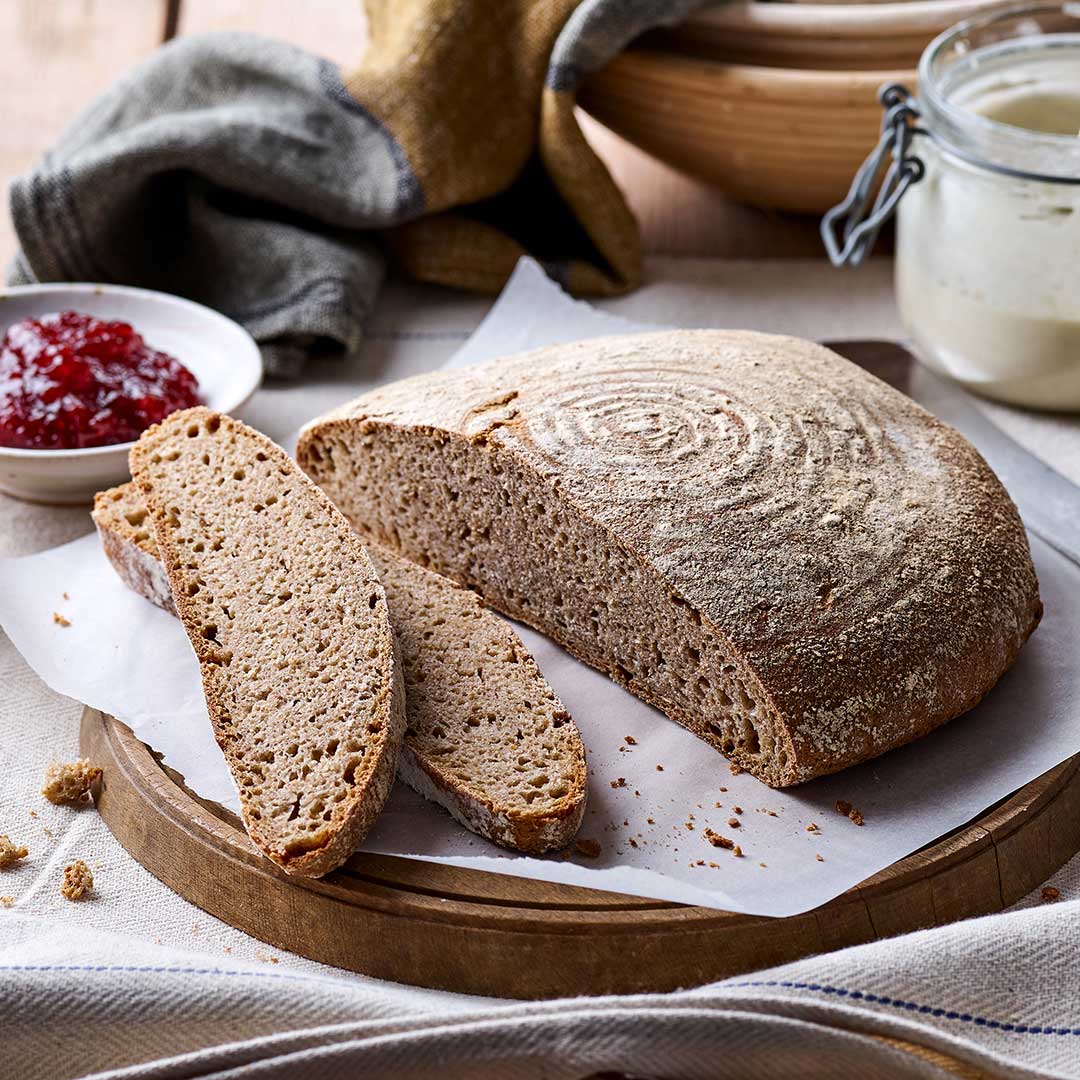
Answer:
[658,0,1013,70]
[579,50,910,214]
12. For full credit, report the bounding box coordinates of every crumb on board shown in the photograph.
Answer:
[61,860,93,901]
[42,759,102,806]
[835,800,864,826]
[0,836,28,870]
[1042,886,1061,903]
[624,735,637,745]
[729,763,743,776]
[52,612,71,628]
[575,838,602,859]
[610,777,627,789]
[0,896,12,908]
[727,817,741,829]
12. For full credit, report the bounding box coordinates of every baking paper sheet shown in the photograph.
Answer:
[3,258,1079,917]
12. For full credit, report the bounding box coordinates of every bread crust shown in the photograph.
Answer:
[297,330,1042,786]
[130,408,404,877]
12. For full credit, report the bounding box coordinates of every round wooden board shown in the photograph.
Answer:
[83,707,1080,999]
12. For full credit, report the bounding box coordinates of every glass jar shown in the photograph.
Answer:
[827,3,1080,410]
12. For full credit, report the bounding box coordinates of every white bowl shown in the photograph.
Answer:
[0,284,262,504]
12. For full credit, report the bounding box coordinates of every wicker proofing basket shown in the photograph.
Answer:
[578,0,1011,213]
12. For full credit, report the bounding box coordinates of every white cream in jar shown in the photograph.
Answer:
[892,6,1080,409]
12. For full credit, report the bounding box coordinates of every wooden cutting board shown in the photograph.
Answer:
[83,340,1078,997]
[82,707,1080,998]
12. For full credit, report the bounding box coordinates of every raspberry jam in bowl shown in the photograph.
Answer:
[0,311,203,450]
[0,285,261,504]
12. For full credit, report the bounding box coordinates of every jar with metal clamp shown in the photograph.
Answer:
[823,3,1080,410]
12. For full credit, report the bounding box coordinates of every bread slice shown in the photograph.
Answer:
[296,330,1043,787]
[129,407,405,877]
[95,483,587,854]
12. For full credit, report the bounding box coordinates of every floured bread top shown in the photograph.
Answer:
[301,331,1041,773]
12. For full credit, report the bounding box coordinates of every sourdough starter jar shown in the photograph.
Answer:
[827,4,1080,409]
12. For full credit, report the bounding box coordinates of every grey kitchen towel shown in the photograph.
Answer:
[7,0,708,377]
[4,899,1078,1080]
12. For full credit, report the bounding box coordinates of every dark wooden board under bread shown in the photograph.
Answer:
[83,341,1080,998]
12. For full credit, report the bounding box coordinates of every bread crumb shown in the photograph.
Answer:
[835,800,864,826]
[656,765,664,772]
[61,860,93,901]
[806,822,820,833]
[624,735,637,745]
[704,828,735,850]
[729,763,743,776]
[42,759,102,805]
[646,817,655,825]
[719,787,728,793]
[28,810,37,819]
[1041,886,1061,903]
[733,845,743,857]
[610,777,627,789]
[42,826,54,839]
[684,821,695,830]
[0,896,12,908]
[52,612,71,627]
[727,817,741,829]
[732,806,743,815]
[0,836,28,869]
[270,956,279,964]
[223,945,232,954]
[759,862,767,868]
[62,592,70,600]
[628,837,638,848]
[816,854,824,862]
[575,838,602,858]
[713,802,722,809]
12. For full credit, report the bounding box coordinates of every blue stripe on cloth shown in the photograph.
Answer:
[730,980,1080,1036]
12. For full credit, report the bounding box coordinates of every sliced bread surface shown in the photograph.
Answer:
[296,330,1042,787]
[95,481,587,854]
[129,408,404,877]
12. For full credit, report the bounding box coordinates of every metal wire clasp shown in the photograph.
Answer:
[821,84,925,267]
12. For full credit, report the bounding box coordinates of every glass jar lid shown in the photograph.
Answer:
[919,2,1080,182]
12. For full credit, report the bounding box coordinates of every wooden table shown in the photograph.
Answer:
[0,0,826,270]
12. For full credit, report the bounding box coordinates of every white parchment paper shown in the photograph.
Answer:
[3,259,1078,918]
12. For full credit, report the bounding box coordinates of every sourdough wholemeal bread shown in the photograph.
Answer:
[129,408,405,877]
[95,481,587,853]
[297,330,1043,787]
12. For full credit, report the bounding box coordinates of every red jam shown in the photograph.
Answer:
[0,311,202,450]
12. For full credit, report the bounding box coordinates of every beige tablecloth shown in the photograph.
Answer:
[4,258,1080,1080]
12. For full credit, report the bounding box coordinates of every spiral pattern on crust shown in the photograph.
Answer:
[502,367,895,509]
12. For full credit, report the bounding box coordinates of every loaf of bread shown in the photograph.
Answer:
[297,330,1042,787]
[95,482,587,853]
[130,408,405,877]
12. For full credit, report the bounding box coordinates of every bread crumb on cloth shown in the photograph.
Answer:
[0,836,28,869]
[575,838,602,858]
[61,860,94,901]
[0,896,12,908]
[1041,886,1061,903]
[42,759,101,805]
[704,828,735,850]
[835,799,864,826]
[52,612,71,627]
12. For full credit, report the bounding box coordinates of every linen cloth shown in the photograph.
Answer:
[6,0,707,376]
[3,260,1080,1080]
